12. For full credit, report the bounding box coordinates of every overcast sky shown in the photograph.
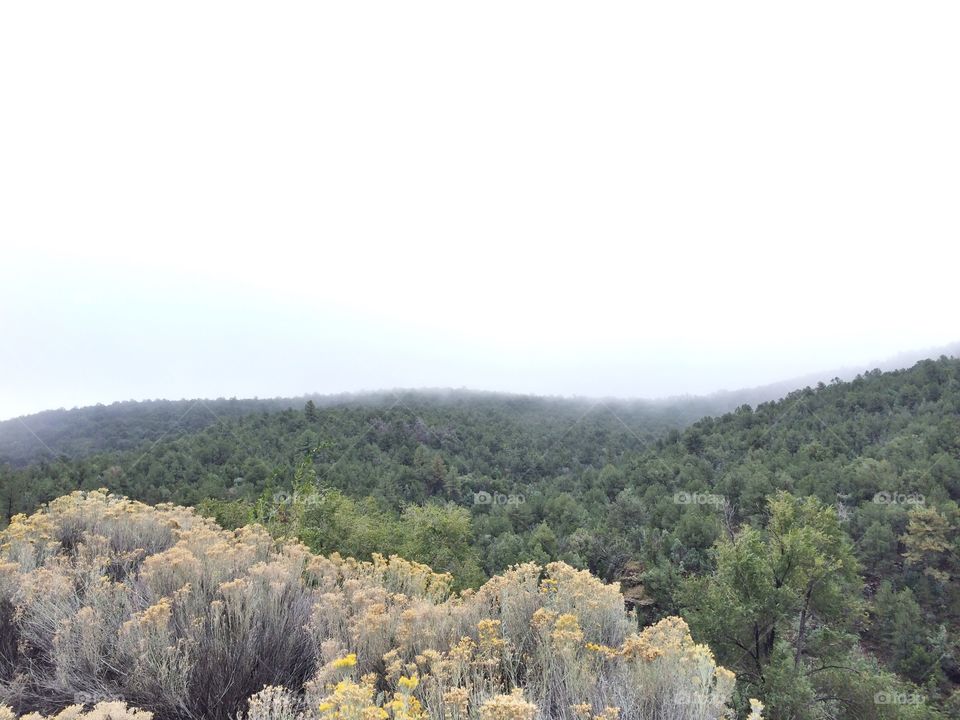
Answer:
[1,2,958,420]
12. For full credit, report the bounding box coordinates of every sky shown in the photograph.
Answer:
[1,2,958,421]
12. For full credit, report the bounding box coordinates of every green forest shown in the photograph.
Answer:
[1,357,959,718]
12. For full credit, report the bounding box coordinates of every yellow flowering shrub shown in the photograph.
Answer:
[477,690,536,720]
[550,614,584,648]
[385,676,425,720]
[316,680,386,720]
[0,491,744,720]
[332,654,358,670]
[440,688,469,719]
[477,619,506,657]
[613,617,736,719]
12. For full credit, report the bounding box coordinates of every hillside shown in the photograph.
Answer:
[0,389,767,472]
[2,358,960,717]
[5,343,957,468]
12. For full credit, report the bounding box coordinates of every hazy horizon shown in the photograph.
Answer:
[3,2,958,422]
[3,339,958,422]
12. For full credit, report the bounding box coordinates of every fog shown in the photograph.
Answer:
[2,2,958,420]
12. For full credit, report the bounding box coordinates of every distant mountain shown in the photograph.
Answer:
[2,342,957,468]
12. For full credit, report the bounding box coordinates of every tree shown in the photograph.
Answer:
[681,492,863,718]
[399,503,485,589]
[859,520,900,577]
[872,581,945,684]
[901,506,954,584]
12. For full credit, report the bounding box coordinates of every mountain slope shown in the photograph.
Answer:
[4,342,956,469]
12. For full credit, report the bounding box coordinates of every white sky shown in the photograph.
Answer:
[1,2,958,420]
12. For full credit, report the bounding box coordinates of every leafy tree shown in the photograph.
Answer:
[902,506,955,584]
[682,492,863,718]
[398,503,485,588]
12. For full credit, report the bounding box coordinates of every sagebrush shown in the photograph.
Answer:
[0,491,751,720]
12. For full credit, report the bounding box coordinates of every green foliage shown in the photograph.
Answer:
[3,358,960,714]
[397,504,485,588]
[681,492,890,719]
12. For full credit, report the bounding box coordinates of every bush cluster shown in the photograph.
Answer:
[0,491,752,720]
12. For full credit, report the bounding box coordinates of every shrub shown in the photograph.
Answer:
[0,491,748,720]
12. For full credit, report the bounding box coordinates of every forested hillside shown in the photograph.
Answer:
[1,378,868,469]
[1,391,687,517]
[2,358,959,717]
